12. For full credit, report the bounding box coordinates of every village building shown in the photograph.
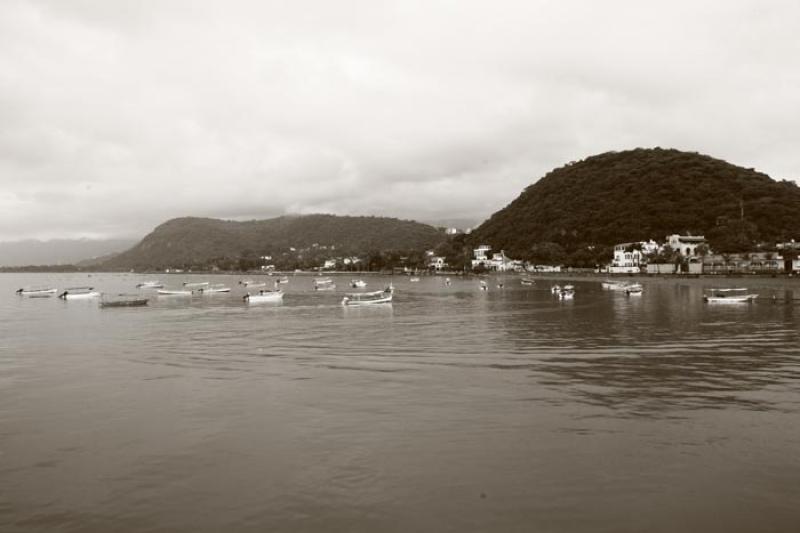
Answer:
[428,256,447,270]
[666,234,707,257]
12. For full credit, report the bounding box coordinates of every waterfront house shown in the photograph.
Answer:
[428,256,447,270]
[666,234,707,257]
[471,245,492,269]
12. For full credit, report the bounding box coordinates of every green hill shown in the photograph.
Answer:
[470,148,800,264]
[101,214,447,271]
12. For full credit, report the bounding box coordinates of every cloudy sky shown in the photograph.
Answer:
[1,0,799,241]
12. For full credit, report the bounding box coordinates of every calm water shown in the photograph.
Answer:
[1,273,799,532]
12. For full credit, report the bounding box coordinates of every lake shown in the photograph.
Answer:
[1,273,799,532]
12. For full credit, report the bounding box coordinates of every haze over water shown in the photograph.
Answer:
[2,273,800,532]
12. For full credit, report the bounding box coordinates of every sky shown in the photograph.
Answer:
[1,0,799,241]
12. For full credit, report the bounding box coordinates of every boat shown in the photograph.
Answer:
[276,276,289,284]
[196,284,231,294]
[58,287,100,300]
[183,281,210,289]
[16,287,58,297]
[136,281,164,289]
[240,280,267,289]
[409,277,420,282]
[341,287,393,306]
[559,285,575,300]
[350,279,367,288]
[703,288,758,303]
[157,289,192,296]
[479,280,488,291]
[243,289,284,303]
[625,283,643,295]
[444,277,451,286]
[100,294,149,308]
[497,282,505,289]
[602,280,635,291]
[520,278,534,286]
[313,277,336,291]
[551,284,561,294]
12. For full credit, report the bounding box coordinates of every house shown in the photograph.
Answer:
[428,256,447,270]
[471,244,492,269]
[666,234,707,257]
[445,227,460,235]
[609,242,644,274]
[322,259,337,269]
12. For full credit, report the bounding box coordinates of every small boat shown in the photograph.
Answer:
[136,281,164,289]
[625,283,643,295]
[16,287,58,297]
[313,277,336,291]
[551,284,561,294]
[100,294,149,308]
[703,288,758,303]
[520,278,534,286]
[497,282,505,289]
[240,280,267,289]
[183,281,210,289]
[276,276,289,284]
[602,280,636,291]
[58,287,100,300]
[444,277,451,286]
[243,289,284,303]
[479,280,488,291]
[197,284,231,294]
[341,287,393,306]
[559,285,575,300]
[351,279,367,288]
[409,277,420,282]
[157,289,192,296]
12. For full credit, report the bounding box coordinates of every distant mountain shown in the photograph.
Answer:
[101,214,447,270]
[470,148,800,261]
[0,238,137,267]
[423,217,482,231]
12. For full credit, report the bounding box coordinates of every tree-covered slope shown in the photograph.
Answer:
[102,214,447,270]
[471,148,800,258]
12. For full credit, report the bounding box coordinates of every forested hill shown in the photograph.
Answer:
[471,148,800,260]
[100,215,447,270]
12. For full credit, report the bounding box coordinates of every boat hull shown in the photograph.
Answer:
[244,291,284,303]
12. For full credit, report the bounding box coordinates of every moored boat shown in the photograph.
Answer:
[157,289,192,296]
[351,279,367,288]
[341,287,393,306]
[625,283,643,295]
[197,284,231,294]
[409,277,420,282]
[313,277,336,291]
[183,281,210,289]
[243,289,284,303]
[703,288,758,303]
[136,281,164,289]
[100,294,149,308]
[16,287,58,297]
[602,280,634,291]
[58,287,100,300]
[559,285,575,300]
[520,278,534,286]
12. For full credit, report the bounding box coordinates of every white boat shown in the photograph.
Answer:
[625,283,643,295]
[157,289,192,296]
[16,287,57,297]
[351,279,367,288]
[183,281,210,289]
[551,284,561,294]
[276,276,289,284]
[240,280,267,289]
[197,284,231,294]
[341,287,393,306]
[520,278,534,286]
[313,277,336,291]
[703,288,758,303]
[559,285,575,300]
[444,277,451,286]
[243,289,284,303]
[58,287,100,300]
[479,280,488,291]
[602,280,633,291]
[409,277,420,282]
[136,281,164,289]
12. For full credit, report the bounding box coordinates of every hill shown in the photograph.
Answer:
[100,214,447,271]
[470,148,800,264]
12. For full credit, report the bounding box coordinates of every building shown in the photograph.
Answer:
[666,234,707,257]
[322,259,337,269]
[610,242,644,273]
[471,245,492,269]
[428,256,447,270]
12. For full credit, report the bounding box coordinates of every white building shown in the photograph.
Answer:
[471,244,492,269]
[667,234,707,257]
[428,256,447,270]
[322,259,337,269]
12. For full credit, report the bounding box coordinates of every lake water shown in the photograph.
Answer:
[1,273,799,532]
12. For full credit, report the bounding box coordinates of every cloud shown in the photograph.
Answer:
[1,0,799,240]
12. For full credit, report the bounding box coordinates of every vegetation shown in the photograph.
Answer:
[99,214,448,271]
[470,148,800,264]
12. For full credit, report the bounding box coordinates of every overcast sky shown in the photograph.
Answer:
[1,0,799,241]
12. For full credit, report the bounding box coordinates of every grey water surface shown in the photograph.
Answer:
[1,273,799,532]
